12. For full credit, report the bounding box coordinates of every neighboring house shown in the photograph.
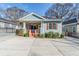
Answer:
[0,18,16,33]
[17,12,62,37]
[62,18,79,35]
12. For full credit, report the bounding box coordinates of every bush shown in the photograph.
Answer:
[53,32,59,38]
[45,33,48,38]
[47,32,53,38]
[38,34,45,38]
[16,29,24,36]
[60,34,64,38]
[38,32,64,38]
[24,32,29,37]
[45,32,59,38]
[16,29,19,35]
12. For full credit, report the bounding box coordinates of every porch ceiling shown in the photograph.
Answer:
[25,21,41,23]
[19,19,42,22]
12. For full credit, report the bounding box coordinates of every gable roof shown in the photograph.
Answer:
[62,18,77,25]
[18,12,45,22]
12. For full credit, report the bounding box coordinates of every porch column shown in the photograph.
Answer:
[23,22,26,34]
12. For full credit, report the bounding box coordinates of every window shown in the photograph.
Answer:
[47,23,57,30]
[49,23,52,29]
[53,23,57,29]
[73,26,76,32]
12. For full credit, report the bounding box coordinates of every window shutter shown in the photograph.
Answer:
[52,23,53,29]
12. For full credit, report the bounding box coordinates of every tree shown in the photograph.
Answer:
[45,3,74,19]
[4,7,28,21]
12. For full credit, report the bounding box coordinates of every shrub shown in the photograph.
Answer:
[60,34,64,38]
[16,29,19,35]
[38,32,63,38]
[47,32,53,38]
[24,32,29,37]
[38,34,45,38]
[53,32,59,38]
[45,33,48,38]
[16,29,24,36]
[45,32,59,38]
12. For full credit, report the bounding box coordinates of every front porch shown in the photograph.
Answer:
[16,13,45,37]
[19,21,41,37]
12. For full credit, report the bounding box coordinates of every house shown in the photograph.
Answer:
[0,18,16,33]
[62,18,79,36]
[17,12,62,37]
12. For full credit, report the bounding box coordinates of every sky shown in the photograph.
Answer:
[0,3,52,16]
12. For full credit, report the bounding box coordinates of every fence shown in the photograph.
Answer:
[65,32,79,38]
[0,27,15,33]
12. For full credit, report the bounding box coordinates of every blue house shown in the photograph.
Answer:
[17,12,62,37]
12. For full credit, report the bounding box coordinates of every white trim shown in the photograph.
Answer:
[63,23,77,27]
[31,12,46,20]
[17,12,46,21]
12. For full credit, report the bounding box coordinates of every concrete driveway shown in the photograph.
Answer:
[0,35,34,56]
[28,37,79,56]
[0,35,79,56]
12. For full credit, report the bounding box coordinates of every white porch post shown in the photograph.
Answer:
[23,22,26,34]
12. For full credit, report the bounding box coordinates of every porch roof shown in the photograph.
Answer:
[62,18,77,25]
[43,19,62,22]
[18,12,45,22]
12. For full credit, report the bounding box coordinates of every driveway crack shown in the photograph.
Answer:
[50,40,65,56]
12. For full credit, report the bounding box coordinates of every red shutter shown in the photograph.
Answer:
[56,23,57,29]
[52,23,53,29]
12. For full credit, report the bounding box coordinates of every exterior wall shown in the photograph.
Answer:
[40,22,62,34]
[77,23,79,33]
[0,21,16,33]
[57,23,62,34]
[40,22,47,34]
[62,23,77,33]
[0,22,5,28]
